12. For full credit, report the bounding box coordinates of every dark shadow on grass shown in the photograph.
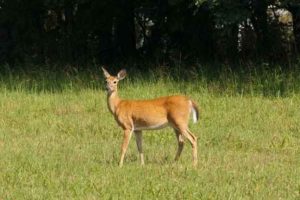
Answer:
[1,63,300,96]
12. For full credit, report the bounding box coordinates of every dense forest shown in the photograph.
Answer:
[0,0,300,67]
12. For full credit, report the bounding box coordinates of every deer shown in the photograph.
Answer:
[102,67,199,167]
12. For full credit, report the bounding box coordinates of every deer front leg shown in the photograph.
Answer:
[119,129,133,167]
[134,131,144,165]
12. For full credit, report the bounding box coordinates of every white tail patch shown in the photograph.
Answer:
[191,107,197,123]
[190,101,198,123]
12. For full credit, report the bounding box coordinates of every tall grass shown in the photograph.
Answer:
[1,63,300,95]
[0,64,299,199]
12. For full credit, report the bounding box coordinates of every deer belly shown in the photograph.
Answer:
[133,121,169,131]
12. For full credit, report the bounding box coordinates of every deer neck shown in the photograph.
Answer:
[107,90,121,114]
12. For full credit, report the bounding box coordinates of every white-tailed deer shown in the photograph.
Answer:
[102,68,199,167]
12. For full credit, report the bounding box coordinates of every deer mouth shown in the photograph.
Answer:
[105,86,115,93]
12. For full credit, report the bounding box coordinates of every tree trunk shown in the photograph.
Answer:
[288,5,300,54]
[251,0,271,57]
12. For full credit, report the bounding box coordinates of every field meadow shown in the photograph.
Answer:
[0,65,300,199]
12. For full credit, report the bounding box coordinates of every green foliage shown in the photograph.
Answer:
[196,0,250,25]
[0,0,299,65]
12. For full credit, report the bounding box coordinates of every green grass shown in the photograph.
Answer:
[0,65,300,199]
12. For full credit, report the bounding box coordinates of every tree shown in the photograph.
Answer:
[283,1,300,53]
[0,0,299,66]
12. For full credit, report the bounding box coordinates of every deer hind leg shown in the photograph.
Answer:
[187,129,198,166]
[134,131,144,165]
[174,129,185,161]
[119,129,133,167]
[173,125,197,166]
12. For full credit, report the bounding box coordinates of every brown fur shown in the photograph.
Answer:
[102,67,199,167]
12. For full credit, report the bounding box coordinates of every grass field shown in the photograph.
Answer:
[0,66,300,199]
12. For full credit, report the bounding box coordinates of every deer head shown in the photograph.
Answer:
[102,67,126,94]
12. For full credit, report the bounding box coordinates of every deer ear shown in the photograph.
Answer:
[102,67,111,78]
[117,69,127,80]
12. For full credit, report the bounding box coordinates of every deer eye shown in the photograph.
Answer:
[113,81,117,84]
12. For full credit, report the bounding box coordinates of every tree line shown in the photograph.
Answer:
[0,0,300,67]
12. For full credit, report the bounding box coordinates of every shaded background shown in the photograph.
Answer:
[0,0,300,68]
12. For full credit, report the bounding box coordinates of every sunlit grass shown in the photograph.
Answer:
[0,65,299,199]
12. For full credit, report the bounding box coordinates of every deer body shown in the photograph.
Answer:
[102,68,199,167]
